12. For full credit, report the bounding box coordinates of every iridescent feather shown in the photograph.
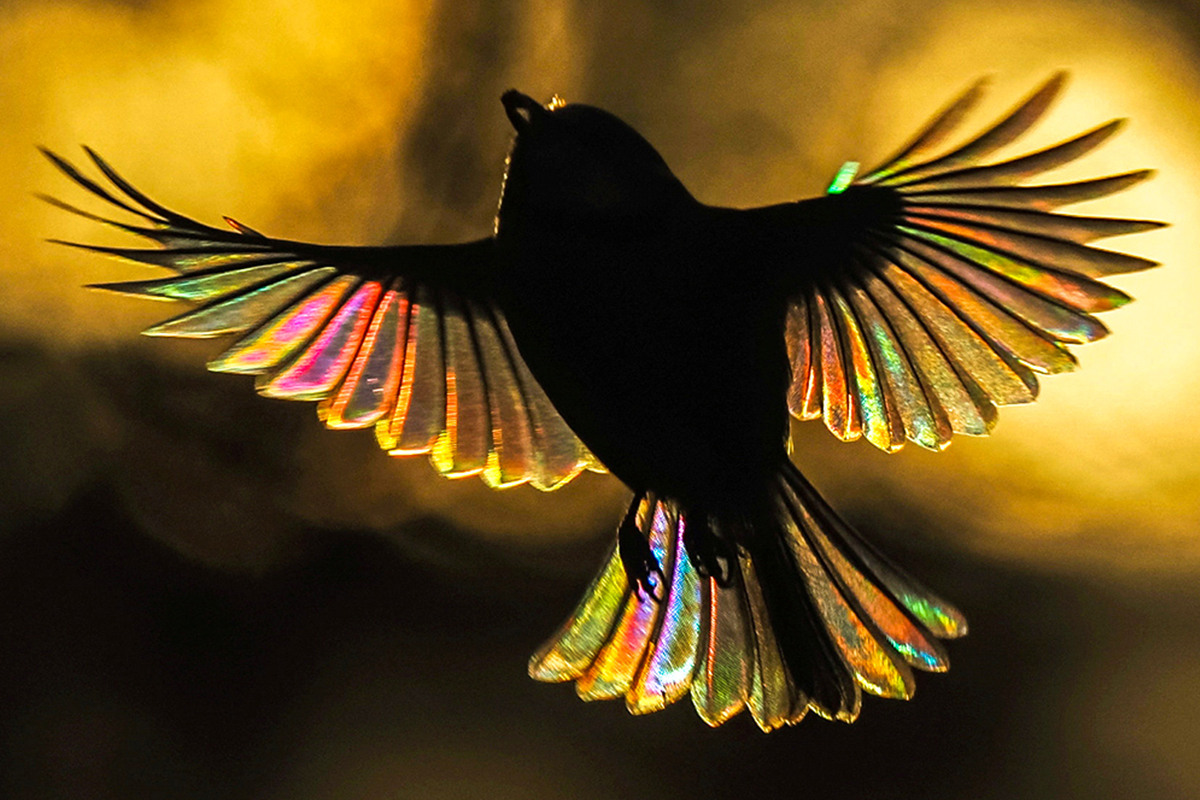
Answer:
[790,73,1162,451]
[42,148,603,490]
[532,478,965,730]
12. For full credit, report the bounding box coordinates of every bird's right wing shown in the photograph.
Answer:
[43,147,601,490]
[781,73,1163,453]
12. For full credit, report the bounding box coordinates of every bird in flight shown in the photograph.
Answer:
[44,73,1161,731]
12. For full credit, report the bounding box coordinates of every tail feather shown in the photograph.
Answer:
[690,570,751,726]
[529,495,802,730]
[530,464,965,730]
[774,491,917,703]
[744,514,860,722]
[734,547,809,728]
[780,466,968,640]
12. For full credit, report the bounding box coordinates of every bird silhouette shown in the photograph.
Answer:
[43,73,1162,731]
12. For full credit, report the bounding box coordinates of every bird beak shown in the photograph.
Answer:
[502,89,548,132]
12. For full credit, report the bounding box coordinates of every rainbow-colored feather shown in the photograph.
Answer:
[42,147,602,490]
[786,73,1163,452]
[530,470,965,730]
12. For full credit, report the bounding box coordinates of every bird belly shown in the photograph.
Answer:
[498,240,790,509]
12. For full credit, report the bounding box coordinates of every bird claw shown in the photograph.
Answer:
[683,516,735,588]
[633,565,666,603]
[619,513,665,603]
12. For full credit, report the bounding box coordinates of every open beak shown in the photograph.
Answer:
[501,89,548,132]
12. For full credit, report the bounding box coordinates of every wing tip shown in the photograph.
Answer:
[966,73,994,97]
[33,191,68,210]
[38,145,90,174]
[1098,117,1128,137]
[1042,69,1070,93]
[83,280,131,292]
[36,144,63,164]
[82,280,177,301]
[224,215,266,238]
[45,237,92,251]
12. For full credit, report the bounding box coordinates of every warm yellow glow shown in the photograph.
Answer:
[653,0,1200,571]
[3,0,1199,573]
[0,0,446,353]
[793,0,1200,570]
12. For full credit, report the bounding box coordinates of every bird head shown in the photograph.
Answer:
[496,90,692,236]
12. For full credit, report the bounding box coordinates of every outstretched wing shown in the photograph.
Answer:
[784,73,1164,453]
[43,147,602,490]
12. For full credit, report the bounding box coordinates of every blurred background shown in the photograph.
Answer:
[2,0,1200,797]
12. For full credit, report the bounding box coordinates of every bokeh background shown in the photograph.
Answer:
[2,0,1200,797]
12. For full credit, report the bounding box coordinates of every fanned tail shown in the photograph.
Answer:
[529,462,964,730]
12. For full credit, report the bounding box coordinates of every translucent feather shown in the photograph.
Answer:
[260,281,383,400]
[575,502,674,701]
[739,549,803,730]
[208,276,360,374]
[319,284,409,430]
[779,493,915,701]
[789,75,1159,451]
[534,473,964,728]
[690,575,751,726]
[432,297,491,477]
[45,147,601,491]
[629,508,702,714]
[143,268,336,339]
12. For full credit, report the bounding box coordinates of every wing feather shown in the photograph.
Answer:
[319,282,409,430]
[789,75,1160,450]
[259,279,384,400]
[45,148,603,490]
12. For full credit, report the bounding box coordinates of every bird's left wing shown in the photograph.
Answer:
[43,147,601,490]
[780,73,1164,453]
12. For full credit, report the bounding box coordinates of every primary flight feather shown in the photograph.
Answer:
[45,72,1162,730]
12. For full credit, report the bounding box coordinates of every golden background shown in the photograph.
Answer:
[1,0,1198,797]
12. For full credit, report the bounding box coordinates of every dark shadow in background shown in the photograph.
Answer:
[392,0,528,240]
[1,470,1196,799]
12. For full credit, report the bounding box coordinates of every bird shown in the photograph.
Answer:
[42,72,1162,731]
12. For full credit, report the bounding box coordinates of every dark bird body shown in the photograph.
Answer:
[496,94,889,508]
[500,199,792,509]
[44,75,1162,729]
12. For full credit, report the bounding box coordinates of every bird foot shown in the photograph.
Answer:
[618,514,665,602]
[683,516,735,588]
